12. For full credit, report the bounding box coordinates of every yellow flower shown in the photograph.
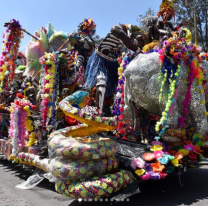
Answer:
[92,144,98,149]
[110,174,116,179]
[150,145,163,151]
[107,187,113,193]
[70,171,75,177]
[135,169,145,176]
[80,191,87,198]
[83,151,89,157]
[118,178,123,184]
[99,142,104,146]
[73,149,79,155]
[100,147,106,156]
[88,161,94,166]
[124,174,130,180]
[113,181,118,187]
[102,183,108,189]
[98,189,105,196]
[79,167,86,174]
[92,154,99,159]
[178,149,189,156]
[171,159,180,167]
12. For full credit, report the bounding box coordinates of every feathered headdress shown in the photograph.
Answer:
[157,0,177,20]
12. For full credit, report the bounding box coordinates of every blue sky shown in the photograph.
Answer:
[0,0,160,51]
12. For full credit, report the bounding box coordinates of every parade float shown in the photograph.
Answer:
[1,0,208,201]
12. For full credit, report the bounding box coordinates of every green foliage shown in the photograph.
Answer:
[175,0,208,52]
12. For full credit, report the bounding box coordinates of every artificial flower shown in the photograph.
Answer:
[154,150,164,159]
[150,145,163,151]
[178,149,189,156]
[151,161,165,172]
[135,169,146,176]
[143,153,155,161]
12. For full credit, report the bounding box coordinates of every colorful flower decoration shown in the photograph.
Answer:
[39,53,58,130]
[156,35,204,133]
[0,19,24,93]
[112,50,140,140]
[9,95,35,157]
[143,153,155,161]
[78,18,96,37]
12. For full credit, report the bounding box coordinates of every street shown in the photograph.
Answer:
[0,159,208,206]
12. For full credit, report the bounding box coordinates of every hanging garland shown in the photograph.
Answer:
[0,19,23,93]
[9,94,35,157]
[112,50,140,140]
[39,53,58,130]
[156,36,204,134]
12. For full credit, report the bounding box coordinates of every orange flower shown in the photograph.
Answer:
[151,161,165,172]
[195,145,203,155]
[175,152,183,163]
[143,153,155,161]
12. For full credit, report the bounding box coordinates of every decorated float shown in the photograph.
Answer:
[1,1,208,200]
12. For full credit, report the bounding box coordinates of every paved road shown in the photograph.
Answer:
[0,159,208,206]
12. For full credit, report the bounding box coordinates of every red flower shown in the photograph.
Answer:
[160,172,168,179]
[120,100,124,105]
[31,105,37,110]
[118,115,123,120]
[118,122,124,129]
[121,93,124,98]
[16,93,24,99]
[120,107,124,112]
[188,152,197,161]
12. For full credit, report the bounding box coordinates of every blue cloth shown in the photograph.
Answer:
[83,52,119,97]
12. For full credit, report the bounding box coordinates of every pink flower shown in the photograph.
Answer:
[140,173,151,180]
[184,144,196,152]
[154,150,164,159]
[130,157,145,170]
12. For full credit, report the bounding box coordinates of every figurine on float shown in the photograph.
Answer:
[143,0,189,52]
[83,24,146,115]
[58,18,96,93]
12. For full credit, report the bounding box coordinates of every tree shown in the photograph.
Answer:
[175,0,208,52]
[137,8,156,32]
[92,34,103,46]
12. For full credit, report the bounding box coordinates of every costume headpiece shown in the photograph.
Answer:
[78,18,96,36]
[157,0,176,21]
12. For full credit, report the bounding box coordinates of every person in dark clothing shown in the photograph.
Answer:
[83,24,143,114]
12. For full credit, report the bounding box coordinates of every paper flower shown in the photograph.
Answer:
[158,156,169,165]
[130,157,145,170]
[151,161,165,173]
[140,173,151,180]
[160,172,168,179]
[154,150,164,159]
[143,153,155,161]
[135,169,146,176]
[184,144,196,152]
[150,145,163,151]
[171,159,181,167]
[178,149,189,156]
